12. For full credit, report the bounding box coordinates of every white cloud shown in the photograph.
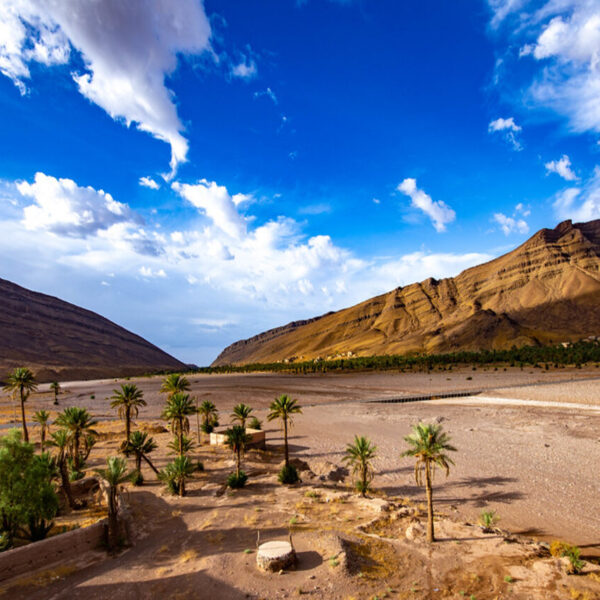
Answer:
[493,212,530,235]
[490,1,600,137]
[553,167,600,221]
[18,172,138,237]
[231,58,257,80]
[397,178,456,232]
[254,87,278,104]
[139,266,166,278]
[515,202,531,217]
[139,176,160,190]
[172,179,247,240]
[488,117,523,150]
[545,154,578,181]
[1,172,497,364]
[0,1,212,177]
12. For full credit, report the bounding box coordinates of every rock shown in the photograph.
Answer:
[257,541,297,572]
[405,522,424,541]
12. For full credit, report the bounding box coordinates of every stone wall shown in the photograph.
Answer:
[0,519,107,582]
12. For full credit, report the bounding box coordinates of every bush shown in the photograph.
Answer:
[278,464,299,485]
[227,471,248,488]
[195,460,204,472]
[132,471,144,486]
[550,540,584,574]
[200,423,213,434]
[479,510,499,532]
[248,416,262,430]
[355,480,370,495]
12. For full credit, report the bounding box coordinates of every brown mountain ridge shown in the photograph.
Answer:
[0,278,186,381]
[213,219,600,366]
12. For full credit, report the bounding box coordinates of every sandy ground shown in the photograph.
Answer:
[2,368,600,599]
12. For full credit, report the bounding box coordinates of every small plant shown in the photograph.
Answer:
[329,555,339,567]
[289,516,298,526]
[248,416,262,430]
[195,460,204,472]
[278,464,299,484]
[244,548,252,554]
[304,490,320,498]
[504,575,513,583]
[227,470,248,488]
[479,509,499,532]
[563,545,585,574]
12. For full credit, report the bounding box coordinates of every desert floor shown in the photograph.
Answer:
[2,367,600,599]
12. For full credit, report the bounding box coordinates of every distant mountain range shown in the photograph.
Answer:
[213,219,600,366]
[0,278,185,382]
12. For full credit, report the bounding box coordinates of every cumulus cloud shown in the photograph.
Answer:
[231,58,257,80]
[0,1,212,176]
[489,1,600,137]
[553,167,600,221]
[172,179,247,240]
[545,155,578,181]
[139,176,160,190]
[18,172,138,237]
[493,212,530,235]
[488,117,523,150]
[397,178,456,232]
[1,172,497,364]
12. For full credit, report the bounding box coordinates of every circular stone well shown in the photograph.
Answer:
[256,541,296,572]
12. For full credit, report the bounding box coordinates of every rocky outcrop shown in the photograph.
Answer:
[213,219,600,365]
[0,278,186,381]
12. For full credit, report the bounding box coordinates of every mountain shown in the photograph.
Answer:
[213,219,600,366]
[0,278,186,381]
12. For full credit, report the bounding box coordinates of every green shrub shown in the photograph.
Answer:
[200,422,213,434]
[479,509,499,532]
[132,471,144,486]
[227,471,248,488]
[355,480,370,495]
[195,460,204,472]
[278,464,299,484]
[248,416,262,430]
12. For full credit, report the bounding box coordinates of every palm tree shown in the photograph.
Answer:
[267,394,302,467]
[3,367,37,442]
[160,374,190,399]
[198,399,218,435]
[33,410,50,452]
[50,381,61,405]
[226,425,251,478]
[49,429,77,509]
[161,393,196,455]
[94,456,134,551]
[110,384,146,444]
[55,407,98,471]
[126,431,158,485]
[231,403,253,429]
[160,455,195,497]
[401,423,456,543]
[343,435,377,497]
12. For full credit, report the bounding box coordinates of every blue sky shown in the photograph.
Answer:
[0,0,599,365]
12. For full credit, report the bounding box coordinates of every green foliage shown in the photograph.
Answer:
[479,510,499,532]
[550,540,585,574]
[194,340,600,375]
[126,431,158,485]
[278,464,300,484]
[55,407,98,470]
[227,470,248,488]
[160,374,191,398]
[231,403,253,428]
[33,409,50,451]
[343,435,377,496]
[268,394,302,466]
[167,434,195,455]
[110,383,146,442]
[162,393,196,456]
[0,429,58,545]
[3,367,37,442]
[159,455,195,496]
[198,400,218,434]
[248,416,262,430]
[226,425,251,477]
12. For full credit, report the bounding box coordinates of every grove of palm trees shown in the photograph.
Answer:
[1,367,600,599]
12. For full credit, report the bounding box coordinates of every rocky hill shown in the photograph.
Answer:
[213,219,600,365]
[0,278,186,381]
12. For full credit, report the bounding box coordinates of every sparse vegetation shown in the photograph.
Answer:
[161,392,196,456]
[33,409,50,452]
[50,381,61,405]
[3,367,37,442]
[110,383,146,445]
[198,399,219,434]
[159,455,195,496]
[479,509,499,533]
[402,422,456,543]
[267,394,302,469]
[55,406,98,476]
[248,416,262,430]
[278,463,299,484]
[343,435,377,497]
[226,425,251,486]
[126,430,158,485]
[231,403,253,429]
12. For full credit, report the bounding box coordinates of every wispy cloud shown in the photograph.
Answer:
[545,155,578,181]
[488,117,523,151]
[397,178,456,232]
[254,87,278,105]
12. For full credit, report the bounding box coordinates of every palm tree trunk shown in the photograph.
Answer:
[425,461,435,543]
[283,417,289,467]
[179,478,185,497]
[142,455,159,475]
[362,463,367,497]
[20,390,29,442]
[74,431,81,470]
[53,390,58,405]
[60,459,77,510]
[135,455,142,480]
[125,407,131,443]
[236,449,241,477]
[41,428,46,452]
[178,418,183,456]
[107,490,119,551]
